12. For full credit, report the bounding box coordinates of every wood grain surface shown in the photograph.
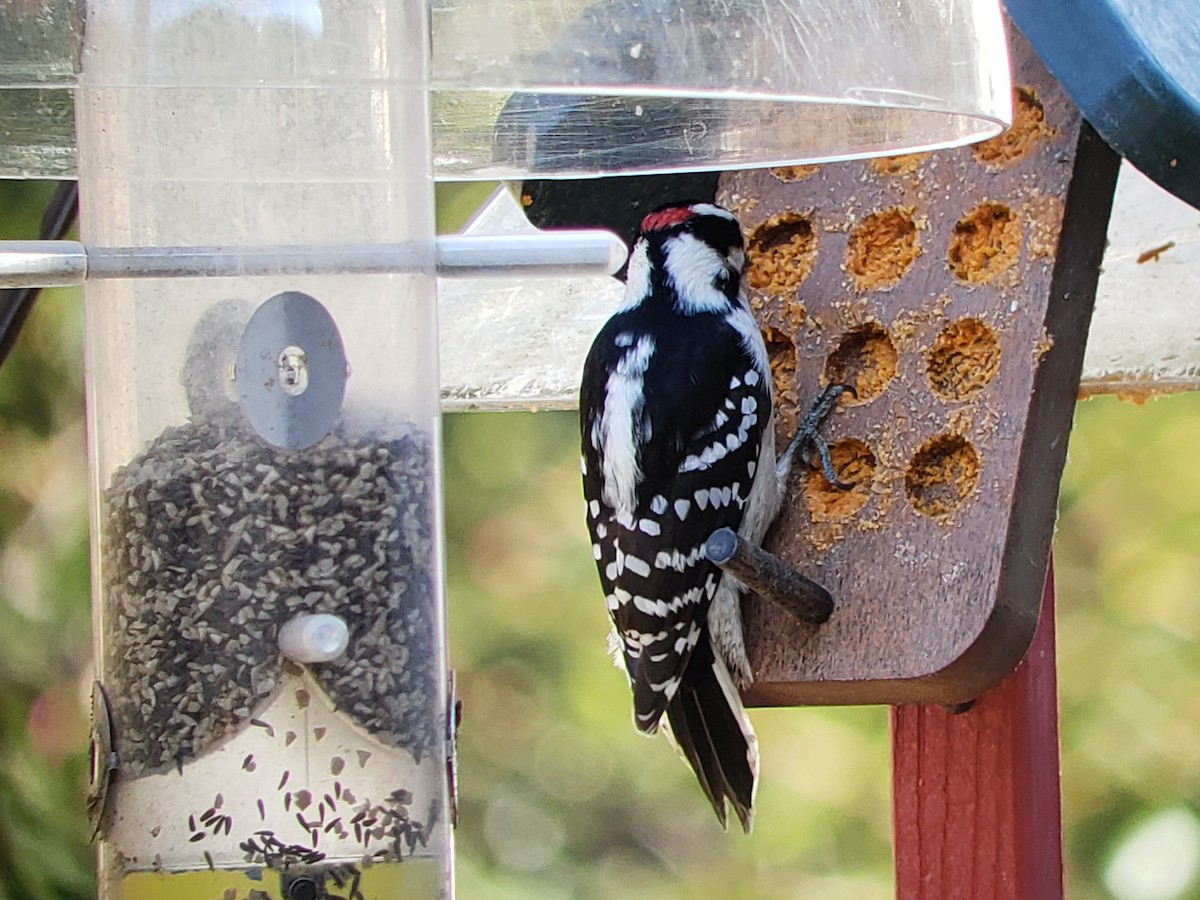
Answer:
[725,25,1120,705]
[891,563,1062,900]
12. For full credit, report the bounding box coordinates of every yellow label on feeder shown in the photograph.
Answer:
[120,859,445,900]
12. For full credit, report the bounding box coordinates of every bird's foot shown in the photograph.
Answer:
[777,383,856,486]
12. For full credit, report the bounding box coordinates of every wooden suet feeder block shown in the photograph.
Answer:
[722,25,1120,707]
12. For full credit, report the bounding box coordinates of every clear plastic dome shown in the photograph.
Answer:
[2,0,1009,180]
[431,0,1012,178]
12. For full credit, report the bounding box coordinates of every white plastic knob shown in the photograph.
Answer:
[278,613,350,664]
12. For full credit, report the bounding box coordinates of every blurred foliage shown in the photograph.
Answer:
[434,183,498,234]
[0,180,93,900]
[3,178,1200,899]
[442,411,893,900]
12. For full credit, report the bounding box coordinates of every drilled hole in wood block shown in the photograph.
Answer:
[905,434,980,519]
[770,164,820,182]
[823,322,898,404]
[971,86,1053,170]
[720,24,1120,707]
[802,438,876,522]
[746,213,817,296]
[926,318,1001,401]
[870,153,927,176]
[948,202,1020,284]
[763,326,798,408]
[846,206,921,291]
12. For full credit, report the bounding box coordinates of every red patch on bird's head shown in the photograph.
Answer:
[640,206,696,234]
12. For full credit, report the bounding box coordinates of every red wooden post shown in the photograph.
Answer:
[892,560,1062,899]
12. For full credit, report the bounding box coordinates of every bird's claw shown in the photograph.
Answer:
[779,382,857,487]
[810,434,856,489]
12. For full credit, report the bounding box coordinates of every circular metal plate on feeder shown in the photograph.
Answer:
[236,291,347,449]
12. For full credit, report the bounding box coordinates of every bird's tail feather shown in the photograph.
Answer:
[663,637,759,833]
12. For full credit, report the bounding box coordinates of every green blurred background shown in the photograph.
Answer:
[3,179,1200,900]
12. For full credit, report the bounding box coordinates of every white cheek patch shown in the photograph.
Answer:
[663,233,733,314]
[618,241,652,312]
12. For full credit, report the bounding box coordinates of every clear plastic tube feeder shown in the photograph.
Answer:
[78,1,452,897]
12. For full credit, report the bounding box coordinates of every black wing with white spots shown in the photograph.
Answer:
[580,307,770,734]
[580,201,772,833]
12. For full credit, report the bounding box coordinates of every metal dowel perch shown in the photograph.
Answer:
[705,527,834,625]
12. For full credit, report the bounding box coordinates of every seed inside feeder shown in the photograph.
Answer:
[100,413,440,776]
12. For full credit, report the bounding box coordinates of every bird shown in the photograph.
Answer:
[579,201,847,832]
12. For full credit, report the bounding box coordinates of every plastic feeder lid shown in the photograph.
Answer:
[430,0,1012,179]
[1007,0,1200,209]
[1,0,1011,179]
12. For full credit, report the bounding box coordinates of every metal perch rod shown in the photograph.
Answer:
[704,527,834,625]
[0,231,628,288]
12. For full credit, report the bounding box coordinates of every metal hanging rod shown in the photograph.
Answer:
[0,232,628,288]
